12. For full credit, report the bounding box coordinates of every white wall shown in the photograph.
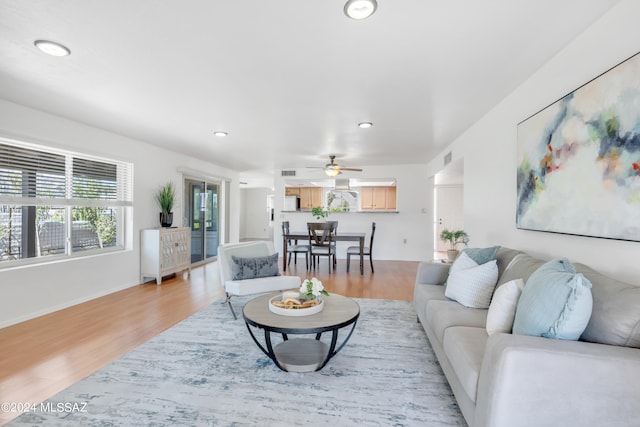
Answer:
[427,0,640,284]
[273,164,433,261]
[0,99,240,327]
[239,188,273,240]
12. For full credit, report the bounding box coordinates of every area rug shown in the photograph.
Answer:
[9,298,466,426]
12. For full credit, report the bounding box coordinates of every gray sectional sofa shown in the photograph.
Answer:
[413,247,640,427]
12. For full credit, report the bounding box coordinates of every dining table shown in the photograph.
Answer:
[282,231,367,274]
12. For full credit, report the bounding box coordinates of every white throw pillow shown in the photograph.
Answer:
[444,252,499,308]
[486,278,525,335]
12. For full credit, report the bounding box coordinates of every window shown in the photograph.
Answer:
[0,137,133,267]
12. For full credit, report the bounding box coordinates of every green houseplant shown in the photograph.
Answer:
[311,206,328,220]
[155,181,176,227]
[439,229,469,261]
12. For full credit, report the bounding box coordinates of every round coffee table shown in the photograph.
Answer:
[242,293,360,372]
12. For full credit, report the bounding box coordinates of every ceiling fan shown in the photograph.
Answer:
[308,155,363,177]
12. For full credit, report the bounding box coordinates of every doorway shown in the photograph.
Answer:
[184,178,220,263]
[434,186,464,251]
[433,159,464,257]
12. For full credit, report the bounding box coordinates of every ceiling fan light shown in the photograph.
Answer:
[344,0,377,20]
[325,167,341,177]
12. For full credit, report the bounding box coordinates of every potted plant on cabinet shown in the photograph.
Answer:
[439,229,469,261]
[155,181,175,228]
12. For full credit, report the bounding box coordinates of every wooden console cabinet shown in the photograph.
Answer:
[141,227,191,285]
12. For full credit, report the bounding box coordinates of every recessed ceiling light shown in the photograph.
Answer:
[213,131,228,137]
[358,122,373,128]
[34,40,71,57]
[344,0,378,20]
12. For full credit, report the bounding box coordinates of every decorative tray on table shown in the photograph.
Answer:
[268,292,324,317]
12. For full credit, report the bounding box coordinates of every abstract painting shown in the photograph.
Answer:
[517,51,640,242]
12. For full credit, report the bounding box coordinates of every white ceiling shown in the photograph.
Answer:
[0,0,620,186]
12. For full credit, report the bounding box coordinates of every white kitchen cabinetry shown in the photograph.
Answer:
[141,227,191,285]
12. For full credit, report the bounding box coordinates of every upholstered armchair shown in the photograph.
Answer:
[218,241,301,319]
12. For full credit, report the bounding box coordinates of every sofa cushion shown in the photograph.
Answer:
[513,258,593,340]
[463,246,500,265]
[576,263,640,348]
[413,283,449,325]
[486,278,525,335]
[497,253,545,288]
[445,252,499,308]
[231,253,280,280]
[414,283,449,305]
[426,299,488,344]
[494,247,525,282]
[442,326,488,404]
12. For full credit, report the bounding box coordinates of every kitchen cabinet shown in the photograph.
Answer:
[285,187,300,197]
[386,186,397,210]
[299,187,323,209]
[141,227,191,285]
[360,186,396,210]
[284,186,322,208]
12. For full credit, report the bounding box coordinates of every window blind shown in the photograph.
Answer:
[0,144,66,198]
[0,139,132,207]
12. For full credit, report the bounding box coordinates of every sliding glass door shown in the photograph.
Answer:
[184,179,219,263]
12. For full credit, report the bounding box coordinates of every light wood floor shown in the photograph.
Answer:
[0,258,417,425]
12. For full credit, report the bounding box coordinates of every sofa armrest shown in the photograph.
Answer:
[474,333,640,427]
[415,261,450,286]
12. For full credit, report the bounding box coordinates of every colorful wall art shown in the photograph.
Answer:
[517,51,640,242]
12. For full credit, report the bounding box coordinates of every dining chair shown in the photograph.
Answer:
[326,220,338,266]
[282,221,310,269]
[346,222,376,273]
[308,222,337,273]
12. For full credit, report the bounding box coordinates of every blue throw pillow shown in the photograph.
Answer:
[231,253,280,280]
[513,258,593,340]
[463,246,500,265]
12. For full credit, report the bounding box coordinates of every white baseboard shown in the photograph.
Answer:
[0,280,140,329]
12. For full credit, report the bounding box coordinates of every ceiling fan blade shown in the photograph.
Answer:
[306,156,362,174]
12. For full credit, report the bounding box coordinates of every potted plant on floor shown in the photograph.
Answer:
[440,229,469,261]
[156,181,175,228]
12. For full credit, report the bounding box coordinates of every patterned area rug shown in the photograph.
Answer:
[10,297,466,426]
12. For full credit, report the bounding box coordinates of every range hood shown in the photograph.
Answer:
[334,178,350,191]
